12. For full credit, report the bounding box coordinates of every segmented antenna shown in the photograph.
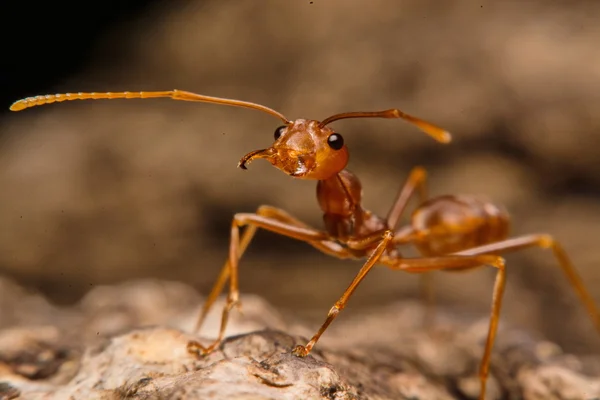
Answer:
[320,109,451,144]
[10,90,291,123]
[10,92,165,111]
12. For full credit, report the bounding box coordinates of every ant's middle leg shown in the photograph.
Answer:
[188,207,353,357]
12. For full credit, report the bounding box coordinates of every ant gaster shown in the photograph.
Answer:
[11,90,600,400]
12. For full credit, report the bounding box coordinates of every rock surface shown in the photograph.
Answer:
[0,276,598,400]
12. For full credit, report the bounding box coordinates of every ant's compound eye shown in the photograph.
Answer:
[327,133,344,150]
[274,125,286,140]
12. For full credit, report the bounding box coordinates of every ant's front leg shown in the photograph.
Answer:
[187,207,349,357]
[292,229,395,357]
[191,206,354,335]
[192,206,306,335]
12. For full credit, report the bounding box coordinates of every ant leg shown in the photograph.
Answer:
[193,206,351,334]
[385,166,436,324]
[188,210,354,357]
[386,166,428,229]
[250,206,354,258]
[293,230,395,357]
[452,234,600,334]
[192,217,259,334]
[193,206,296,333]
[380,254,507,400]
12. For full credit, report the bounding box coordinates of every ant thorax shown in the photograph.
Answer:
[316,170,387,240]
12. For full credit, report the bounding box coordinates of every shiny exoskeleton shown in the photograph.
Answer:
[410,195,510,257]
[10,89,599,400]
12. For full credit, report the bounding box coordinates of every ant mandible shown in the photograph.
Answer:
[10,90,600,400]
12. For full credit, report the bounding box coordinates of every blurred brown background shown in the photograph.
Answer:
[1,0,599,354]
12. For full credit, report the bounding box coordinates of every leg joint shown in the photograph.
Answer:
[411,166,427,180]
[330,303,343,314]
[256,204,277,215]
[538,234,555,248]
[492,256,506,271]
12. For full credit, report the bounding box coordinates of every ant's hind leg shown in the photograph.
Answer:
[382,254,507,400]
[423,233,599,400]
[453,234,600,334]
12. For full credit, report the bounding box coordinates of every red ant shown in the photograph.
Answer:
[11,90,600,400]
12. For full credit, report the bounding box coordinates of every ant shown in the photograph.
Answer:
[10,90,600,400]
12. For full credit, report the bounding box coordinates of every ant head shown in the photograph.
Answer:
[238,119,348,180]
[238,109,451,181]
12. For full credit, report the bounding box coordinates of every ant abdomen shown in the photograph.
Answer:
[410,195,510,256]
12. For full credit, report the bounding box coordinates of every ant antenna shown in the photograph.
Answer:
[320,109,451,144]
[10,90,291,124]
